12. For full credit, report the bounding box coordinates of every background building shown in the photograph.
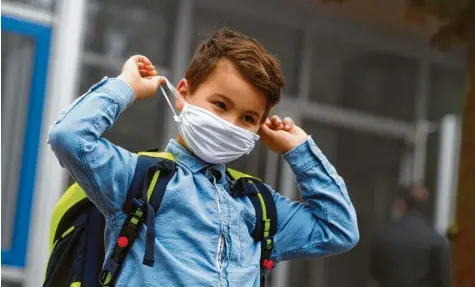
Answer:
[1,0,466,286]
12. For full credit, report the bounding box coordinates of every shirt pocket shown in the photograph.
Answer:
[238,209,260,268]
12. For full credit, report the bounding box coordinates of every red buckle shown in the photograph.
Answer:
[262,259,273,270]
[117,236,129,248]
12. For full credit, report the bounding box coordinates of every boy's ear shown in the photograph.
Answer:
[175,78,190,112]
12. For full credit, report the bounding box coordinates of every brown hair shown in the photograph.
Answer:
[185,28,284,110]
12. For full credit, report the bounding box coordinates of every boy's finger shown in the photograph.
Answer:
[151,76,166,87]
[283,117,293,130]
[132,55,153,66]
[265,118,273,129]
[138,62,155,71]
[270,115,283,129]
[259,121,277,137]
[143,76,166,89]
[270,115,281,123]
[146,70,158,76]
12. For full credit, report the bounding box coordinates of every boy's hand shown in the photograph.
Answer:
[117,55,165,100]
[259,115,309,154]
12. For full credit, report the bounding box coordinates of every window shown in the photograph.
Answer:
[78,66,169,153]
[1,31,35,252]
[424,64,466,223]
[84,0,177,68]
[191,6,303,96]
[1,281,22,287]
[80,0,178,153]
[284,118,407,287]
[6,0,56,11]
[427,63,466,121]
[1,16,51,268]
[309,37,419,122]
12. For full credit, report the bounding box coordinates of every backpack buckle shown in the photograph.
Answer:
[129,198,147,224]
[131,198,146,212]
[260,236,274,272]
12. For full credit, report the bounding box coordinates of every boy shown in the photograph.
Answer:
[48,28,359,286]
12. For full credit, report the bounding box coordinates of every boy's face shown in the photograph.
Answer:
[177,58,267,133]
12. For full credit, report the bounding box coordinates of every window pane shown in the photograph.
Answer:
[79,65,168,153]
[1,32,35,250]
[7,0,55,11]
[310,37,418,122]
[284,119,408,287]
[289,258,326,287]
[1,280,22,287]
[84,0,177,68]
[191,6,303,96]
[424,65,466,218]
[424,129,442,225]
[428,63,466,121]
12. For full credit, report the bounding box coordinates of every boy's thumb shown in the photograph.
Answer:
[151,76,166,88]
[258,122,276,138]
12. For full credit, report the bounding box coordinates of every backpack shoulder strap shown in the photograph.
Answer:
[49,183,88,251]
[227,169,277,237]
[140,152,176,213]
[123,151,176,213]
[227,168,260,181]
[100,151,177,286]
[227,169,277,286]
[137,151,175,162]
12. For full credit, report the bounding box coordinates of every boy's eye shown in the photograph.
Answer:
[243,115,256,124]
[214,101,227,111]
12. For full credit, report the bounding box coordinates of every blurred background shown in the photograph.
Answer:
[1,0,467,286]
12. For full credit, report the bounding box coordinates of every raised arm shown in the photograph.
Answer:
[48,55,164,216]
[259,116,359,262]
[270,137,359,261]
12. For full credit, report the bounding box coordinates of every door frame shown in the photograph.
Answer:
[1,14,52,268]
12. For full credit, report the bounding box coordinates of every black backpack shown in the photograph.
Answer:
[43,151,277,287]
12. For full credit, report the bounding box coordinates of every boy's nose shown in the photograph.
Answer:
[221,114,240,127]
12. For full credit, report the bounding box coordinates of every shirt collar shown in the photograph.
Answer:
[164,139,227,179]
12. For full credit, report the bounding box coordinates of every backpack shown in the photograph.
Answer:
[43,151,277,287]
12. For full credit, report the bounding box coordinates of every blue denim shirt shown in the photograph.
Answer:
[47,77,359,287]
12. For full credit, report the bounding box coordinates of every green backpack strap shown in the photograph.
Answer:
[99,151,177,286]
[137,151,175,161]
[227,168,277,287]
[49,183,88,251]
[49,152,176,252]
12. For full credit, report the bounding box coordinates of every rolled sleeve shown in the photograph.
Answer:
[282,136,319,175]
[95,77,135,110]
[47,76,137,217]
[273,135,359,261]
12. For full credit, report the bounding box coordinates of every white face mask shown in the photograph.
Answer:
[160,79,260,164]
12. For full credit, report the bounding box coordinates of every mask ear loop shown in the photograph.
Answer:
[159,78,181,122]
